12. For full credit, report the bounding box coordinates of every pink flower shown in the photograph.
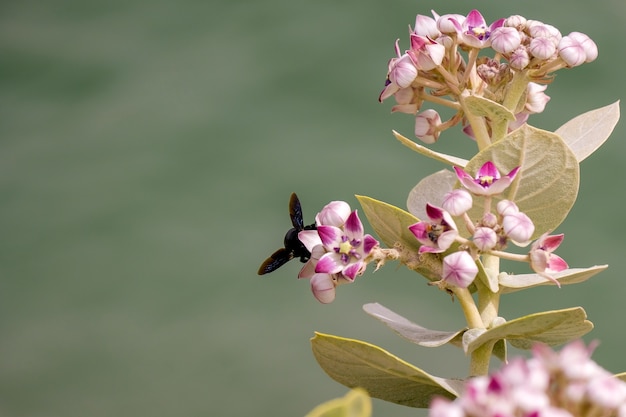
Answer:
[408,204,458,254]
[449,9,506,49]
[529,233,568,286]
[414,109,442,144]
[315,210,379,280]
[454,161,520,196]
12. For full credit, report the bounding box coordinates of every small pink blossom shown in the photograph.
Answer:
[315,210,379,280]
[408,34,445,71]
[529,233,568,286]
[442,251,478,288]
[449,9,505,49]
[413,14,440,39]
[454,161,520,196]
[525,82,551,114]
[414,109,442,143]
[408,204,459,253]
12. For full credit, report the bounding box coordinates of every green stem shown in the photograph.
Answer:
[477,254,500,326]
[458,94,491,151]
[502,70,530,112]
[451,287,483,330]
[470,341,495,376]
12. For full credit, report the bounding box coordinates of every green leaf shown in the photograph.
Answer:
[463,95,516,122]
[463,307,593,354]
[499,265,608,294]
[356,195,420,252]
[311,333,464,408]
[393,130,469,167]
[363,303,465,348]
[555,101,620,162]
[304,388,372,417]
[464,124,579,240]
[407,170,457,220]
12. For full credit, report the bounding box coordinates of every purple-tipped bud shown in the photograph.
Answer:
[442,251,478,288]
[414,109,442,144]
[473,227,498,251]
[491,27,521,53]
[442,189,473,216]
[502,211,535,243]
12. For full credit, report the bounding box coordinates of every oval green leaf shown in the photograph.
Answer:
[393,130,469,167]
[464,124,579,239]
[555,101,620,162]
[463,307,593,354]
[363,303,465,348]
[304,388,372,417]
[463,95,516,121]
[356,195,421,252]
[407,169,457,220]
[311,332,464,408]
[499,265,608,294]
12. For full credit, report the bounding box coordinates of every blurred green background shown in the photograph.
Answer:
[1,1,625,416]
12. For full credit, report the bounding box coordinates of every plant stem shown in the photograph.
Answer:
[470,341,495,376]
[458,94,491,151]
[452,287,484,330]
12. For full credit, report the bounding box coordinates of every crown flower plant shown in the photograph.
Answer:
[258,8,624,417]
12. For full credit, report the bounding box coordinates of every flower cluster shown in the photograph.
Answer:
[429,341,626,417]
[379,9,598,144]
[298,201,379,303]
[408,161,568,289]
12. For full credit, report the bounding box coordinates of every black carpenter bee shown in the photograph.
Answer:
[258,193,317,275]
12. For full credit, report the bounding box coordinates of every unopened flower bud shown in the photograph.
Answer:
[529,37,556,60]
[490,27,521,53]
[442,251,478,288]
[509,46,530,69]
[558,35,587,67]
[389,54,419,87]
[481,212,498,228]
[413,14,440,38]
[414,109,441,144]
[496,199,519,216]
[502,211,535,243]
[315,200,351,227]
[568,31,598,62]
[442,189,473,216]
[473,227,497,251]
[505,15,526,29]
[525,82,550,114]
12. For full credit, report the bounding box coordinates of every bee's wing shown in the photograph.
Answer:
[289,192,304,230]
[257,248,294,275]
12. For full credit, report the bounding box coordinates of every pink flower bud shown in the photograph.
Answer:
[568,31,598,62]
[442,251,478,288]
[413,14,440,38]
[389,54,418,87]
[505,15,526,29]
[558,35,586,67]
[502,211,535,243]
[496,199,519,216]
[525,82,550,114]
[473,227,497,251]
[490,27,521,53]
[414,109,441,144]
[310,273,336,304]
[529,37,556,60]
[442,189,473,216]
[435,13,465,34]
[315,200,351,227]
[509,46,530,69]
